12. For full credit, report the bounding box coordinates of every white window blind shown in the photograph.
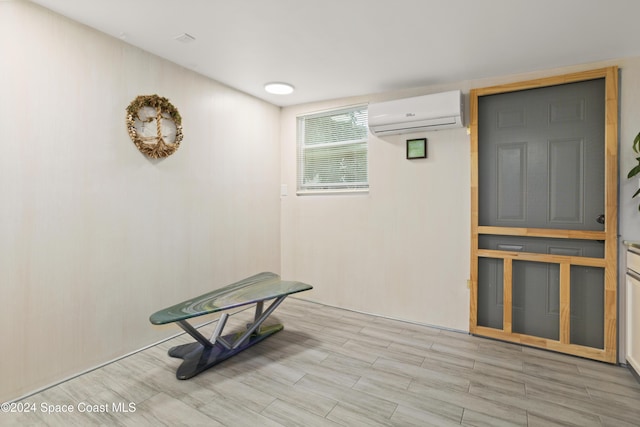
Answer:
[297,105,368,193]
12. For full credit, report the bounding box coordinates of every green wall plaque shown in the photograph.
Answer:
[407,138,427,159]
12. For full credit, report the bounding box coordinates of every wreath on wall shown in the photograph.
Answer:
[126,94,183,158]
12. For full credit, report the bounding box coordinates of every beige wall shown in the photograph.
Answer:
[280,97,471,330]
[0,1,281,401]
[281,59,640,346]
[619,58,640,237]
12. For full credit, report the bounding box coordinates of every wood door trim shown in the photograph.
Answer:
[503,258,513,334]
[478,226,606,241]
[470,66,619,363]
[559,263,571,345]
[471,67,616,97]
[472,325,613,361]
[477,249,606,268]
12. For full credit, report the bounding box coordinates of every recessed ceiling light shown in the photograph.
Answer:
[264,82,295,95]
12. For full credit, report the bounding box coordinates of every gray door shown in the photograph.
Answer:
[476,79,607,349]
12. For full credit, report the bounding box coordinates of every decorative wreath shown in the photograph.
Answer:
[126,94,183,158]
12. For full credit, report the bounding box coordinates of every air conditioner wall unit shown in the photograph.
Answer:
[368,90,464,136]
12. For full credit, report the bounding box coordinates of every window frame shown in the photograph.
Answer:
[296,104,369,195]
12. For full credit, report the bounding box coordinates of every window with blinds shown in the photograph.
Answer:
[297,105,368,193]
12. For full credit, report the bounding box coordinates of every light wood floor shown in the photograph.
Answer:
[3,298,640,426]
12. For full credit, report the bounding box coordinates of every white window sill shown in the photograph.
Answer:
[296,188,369,196]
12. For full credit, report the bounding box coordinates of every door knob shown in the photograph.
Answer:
[596,214,605,224]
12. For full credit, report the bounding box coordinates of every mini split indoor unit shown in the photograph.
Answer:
[368,90,464,136]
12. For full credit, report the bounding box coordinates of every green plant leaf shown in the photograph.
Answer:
[628,163,640,179]
[633,187,640,198]
[634,131,640,153]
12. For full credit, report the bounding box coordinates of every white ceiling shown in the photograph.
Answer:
[29,0,640,107]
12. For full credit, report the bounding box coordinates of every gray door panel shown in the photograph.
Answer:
[478,80,605,231]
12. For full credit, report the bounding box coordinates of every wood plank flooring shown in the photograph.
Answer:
[2,298,639,426]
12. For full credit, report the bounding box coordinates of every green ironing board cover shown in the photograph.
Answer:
[149,272,312,325]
